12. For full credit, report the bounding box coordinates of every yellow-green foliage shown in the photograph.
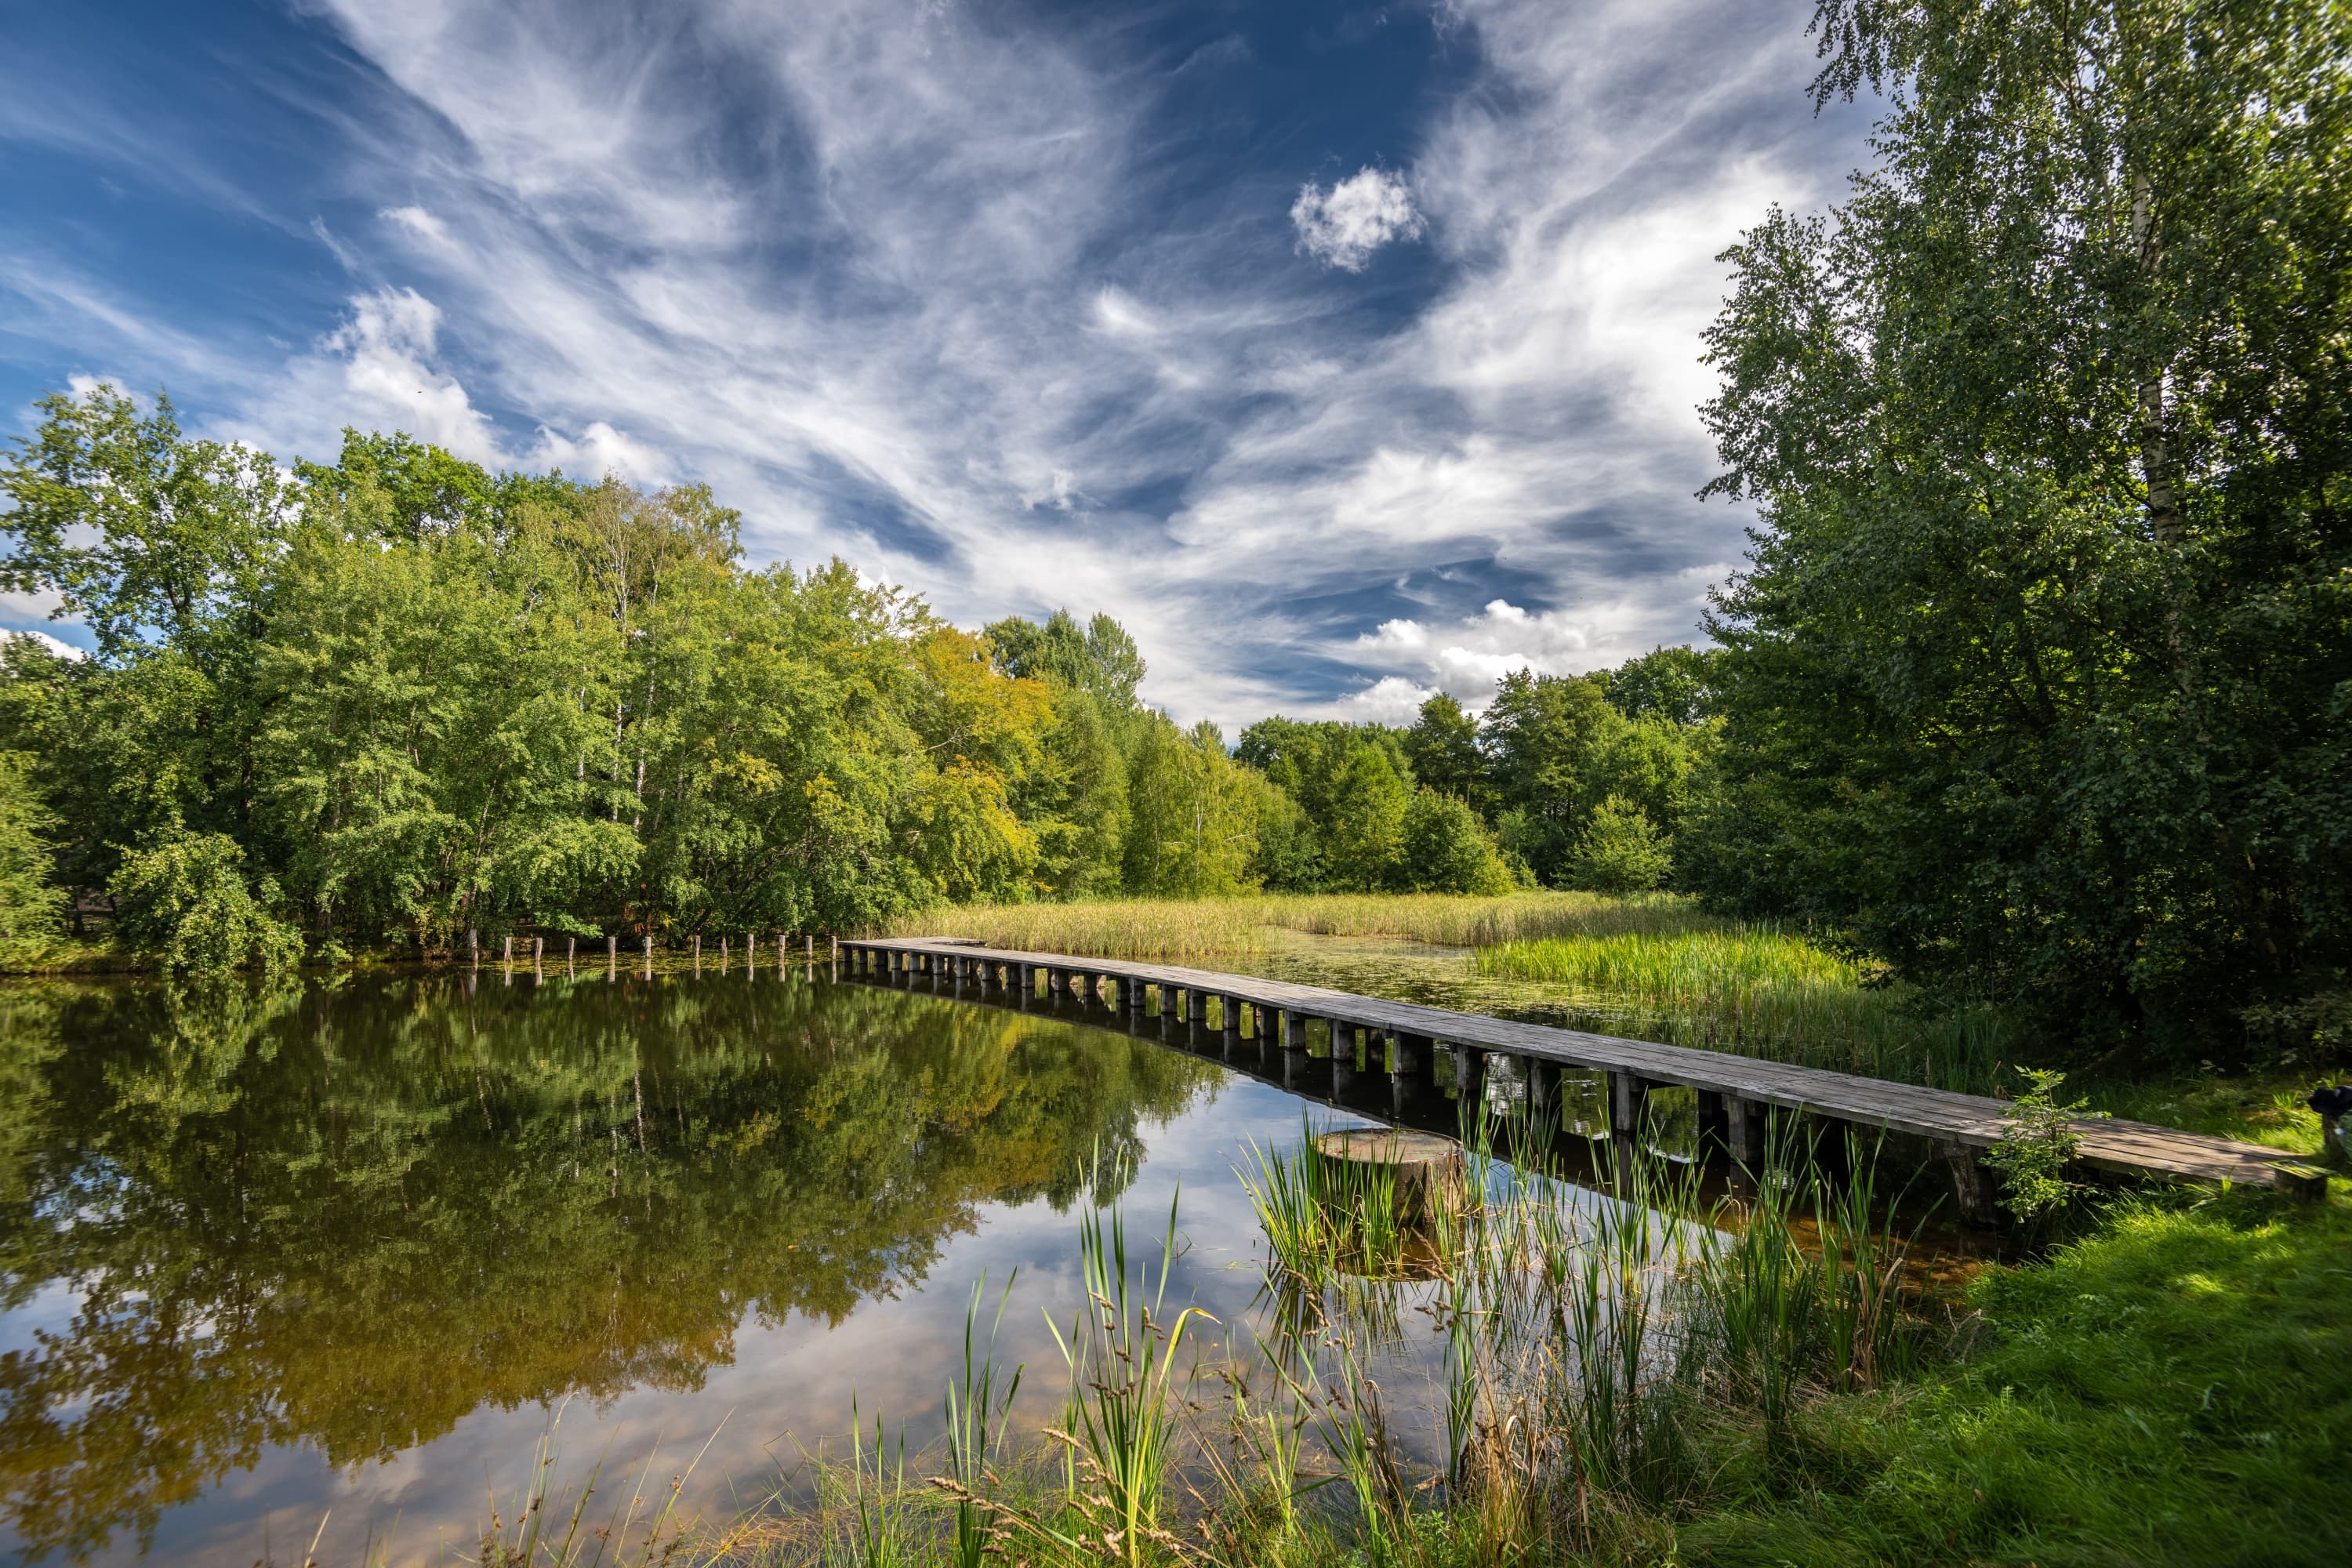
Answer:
[878,889,1704,958]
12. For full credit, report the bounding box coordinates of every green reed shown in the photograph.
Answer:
[1475,929,2010,1091]
[879,890,1708,960]
[1679,1129,1918,1439]
[1036,1181,1214,1568]
[940,1272,1023,1568]
[1233,1120,1421,1290]
[821,1407,913,1568]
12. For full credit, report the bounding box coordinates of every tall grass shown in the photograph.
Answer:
[940,1273,1022,1568]
[1232,1122,1432,1287]
[1034,1181,1214,1567]
[1478,928,2011,1090]
[877,891,1705,959]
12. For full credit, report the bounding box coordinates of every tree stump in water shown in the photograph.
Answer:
[1314,1128,1465,1225]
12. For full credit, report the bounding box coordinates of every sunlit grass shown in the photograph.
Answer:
[1477,928,2011,1091]
[877,890,1708,959]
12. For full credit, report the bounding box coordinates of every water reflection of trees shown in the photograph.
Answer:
[0,971,1217,1560]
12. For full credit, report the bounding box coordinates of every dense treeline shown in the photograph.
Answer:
[0,396,1703,969]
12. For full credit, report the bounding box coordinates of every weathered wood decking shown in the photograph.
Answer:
[841,936,2325,1218]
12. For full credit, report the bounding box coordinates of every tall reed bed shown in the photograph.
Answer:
[1478,929,2011,1091]
[876,891,1708,960]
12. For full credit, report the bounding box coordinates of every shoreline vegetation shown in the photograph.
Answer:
[289,1123,2349,1568]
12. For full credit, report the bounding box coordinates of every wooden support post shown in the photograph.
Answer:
[1610,1071,1650,1140]
[567,936,575,968]
[532,936,543,964]
[2269,1162,2328,1203]
[1527,1059,1559,1124]
[1725,1095,1765,1171]
[1390,1032,1426,1079]
[1221,995,1240,1038]
[1283,1008,1308,1052]
[503,935,514,963]
[1454,1045,1486,1105]
[1695,1088,1727,1157]
[1941,1142,2001,1227]
[1331,1044,1357,1098]
[607,934,617,965]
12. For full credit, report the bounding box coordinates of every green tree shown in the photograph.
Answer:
[107,827,301,973]
[1402,693,1486,808]
[1595,645,1721,727]
[1323,742,1413,890]
[1234,717,1417,889]
[1479,670,1628,884]
[1399,789,1512,895]
[0,753,63,949]
[1699,0,2352,1054]
[0,387,293,881]
[1565,797,1673,895]
[1122,717,1261,896]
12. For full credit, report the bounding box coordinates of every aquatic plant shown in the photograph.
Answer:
[938,1272,1023,1568]
[1036,1181,1214,1568]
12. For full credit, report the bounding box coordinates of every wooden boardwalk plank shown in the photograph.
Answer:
[844,938,2305,1194]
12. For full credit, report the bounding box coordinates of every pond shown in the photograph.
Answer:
[0,949,1984,1565]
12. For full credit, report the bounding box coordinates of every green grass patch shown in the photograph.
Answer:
[1675,1189,2352,1567]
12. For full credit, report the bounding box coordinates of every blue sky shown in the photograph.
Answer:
[1,0,1875,729]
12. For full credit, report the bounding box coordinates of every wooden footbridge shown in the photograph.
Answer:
[840,936,2328,1222]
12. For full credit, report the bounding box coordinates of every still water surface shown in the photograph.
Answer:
[0,953,1498,1565]
[0,942,1984,1565]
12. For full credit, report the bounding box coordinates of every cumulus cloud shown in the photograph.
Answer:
[1344,675,1436,723]
[314,287,504,463]
[1290,167,1423,271]
[2,628,87,661]
[1348,593,1705,710]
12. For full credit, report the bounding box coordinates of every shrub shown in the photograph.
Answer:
[1397,789,1512,895]
[1983,1068,2107,1220]
[108,827,303,974]
[1566,796,1671,894]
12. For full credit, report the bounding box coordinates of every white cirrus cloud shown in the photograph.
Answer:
[1290,166,1424,271]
